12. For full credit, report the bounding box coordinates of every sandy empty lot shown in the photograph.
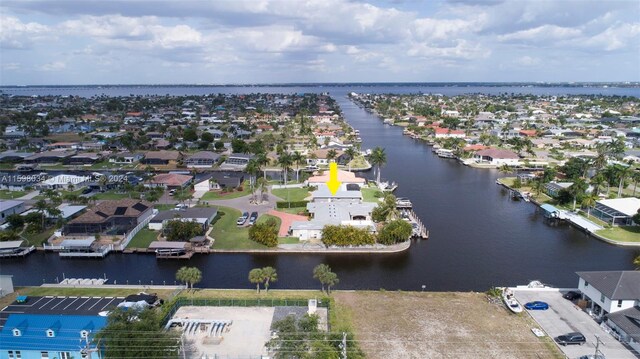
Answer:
[335,291,563,359]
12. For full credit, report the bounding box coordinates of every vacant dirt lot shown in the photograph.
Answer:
[334,291,563,359]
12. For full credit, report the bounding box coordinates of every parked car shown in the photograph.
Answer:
[81,188,92,195]
[524,301,549,310]
[236,212,249,226]
[248,212,258,225]
[578,355,605,359]
[555,332,586,346]
[563,291,581,300]
[169,189,177,196]
[174,203,188,210]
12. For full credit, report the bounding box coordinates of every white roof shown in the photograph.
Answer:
[0,200,23,212]
[60,238,96,247]
[148,241,188,249]
[597,197,640,217]
[0,240,24,249]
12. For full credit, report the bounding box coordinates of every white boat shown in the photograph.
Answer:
[502,288,523,313]
[377,181,398,192]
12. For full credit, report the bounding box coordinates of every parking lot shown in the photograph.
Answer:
[513,289,637,359]
[0,296,123,329]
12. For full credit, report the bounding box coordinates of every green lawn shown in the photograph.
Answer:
[210,206,269,250]
[271,187,310,201]
[257,213,281,227]
[276,207,308,215]
[127,228,159,248]
[154,204,175,211]
[346,156,369,169]
[202,184,251,200]
[0,190,26,199]
[595,226,640,243]
[278,237,300,244]
[361,187,382,203]
[22,227,55,247]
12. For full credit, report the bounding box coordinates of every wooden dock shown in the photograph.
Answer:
[407,209,429,239]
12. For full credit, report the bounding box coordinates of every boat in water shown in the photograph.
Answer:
[502,288,523,313]
[376,180,398,192]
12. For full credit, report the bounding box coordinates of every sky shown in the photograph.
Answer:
[1,0,639,85]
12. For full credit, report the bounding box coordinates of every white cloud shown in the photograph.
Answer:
[39,61,66,71]
[515,56,540,66]
[580,23,640,51]
[0,15,50,49]
[498,25,581,43]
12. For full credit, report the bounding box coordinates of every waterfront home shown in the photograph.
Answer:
[0,151,31,163]
[306,169,366,190]
[64,199,153,235]
[146,173,193,190]
[0,174,40,191]
[591,197,640,226]
[142,150,182,166]
[433,127,465,139]
[472,148,520,166]
[605,306,640,353]
[220,153,253,170]
[185,151,220,168]
[64,152,103,165]
[307,149,347,166]
[0,314,107,359]
[544,182,574,198]
[109,152,144,164]
[148,207,218,231]
[0,200,26,224]
[310,186,362,203]
[24,150,76,164]
[576,271,640,322]
[0,275,14,297]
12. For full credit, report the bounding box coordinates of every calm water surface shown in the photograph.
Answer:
[1,85,638,291]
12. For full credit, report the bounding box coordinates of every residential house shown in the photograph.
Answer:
[434,127,465,139]
[148,207,218,231]
[576,271,640,320]
[544,182,574,197]
[109,152,144,164]
[64,199,153,235]
[605,306,640,353]
[307,149,347,166]
[64,152,103,166]
[0,151,31,163]
[220,153,253,170]
[185,151,220,168]
[0,314,107,359]
[146,173,193,190]
[209,172,245,189]
[306,169,366,190]
[591,197,640,226]
[0,200,25,224]
[24,151,76,164]
[473,149,520,166]
[142,151,182,166]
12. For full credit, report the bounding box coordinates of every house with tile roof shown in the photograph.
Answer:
[0,314,107,359]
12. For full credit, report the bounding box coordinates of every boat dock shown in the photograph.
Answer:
[407,209,429,239]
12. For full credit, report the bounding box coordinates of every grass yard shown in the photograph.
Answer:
[361,187,382,203]
[154,204,175,211]
[202,184,251,200]
[278,237,300,244]
[335,291,563,359]
[210,206,269,250]
[22,227,55,247]
[595,226,640,243]
[126,228,159,248]
[0,190,26,199]
[257,213,281,227]
[276,207,308,215]
[271,187,310,201]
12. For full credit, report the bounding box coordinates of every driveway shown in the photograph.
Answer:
[513,289,637,359]
[201,193,276,223]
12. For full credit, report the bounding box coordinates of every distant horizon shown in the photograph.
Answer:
[2,81,640,88]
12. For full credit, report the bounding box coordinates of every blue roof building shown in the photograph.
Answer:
[0,314,107,359]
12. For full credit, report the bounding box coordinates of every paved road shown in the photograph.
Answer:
[513,289,637,359]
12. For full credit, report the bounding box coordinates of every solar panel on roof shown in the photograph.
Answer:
[132,203,149,212]
[114,207,127,216]
[95,211,109,218]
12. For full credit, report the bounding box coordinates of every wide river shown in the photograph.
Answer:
[1,84,639,291]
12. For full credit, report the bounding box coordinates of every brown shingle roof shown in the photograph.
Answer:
[144,150,181,161]
[149,173,192,186]
[68,199,152,224]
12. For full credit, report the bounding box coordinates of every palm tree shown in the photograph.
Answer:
[616,164,632,198]
[257,177,269,204]
[254,153,269,180]
[176,267,202,290]
[590,173,606,196]
[291,151,306,183]
[631,170,640,197]
[313,264,330,293]
[248,268,263,293]
[568,178,588,211]
[245,159,260,201]
[344,147,357,171]
[277,153,293,186]
[261,266,277,292]
[34,199,51,230]
[369,147,387,184]
[326,149,338,162]
[581,193,599,218]
[324,271,339,294]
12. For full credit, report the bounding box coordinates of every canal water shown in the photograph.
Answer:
[1,85,638,291]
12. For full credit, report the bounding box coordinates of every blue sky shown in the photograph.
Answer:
[1,0,639,85]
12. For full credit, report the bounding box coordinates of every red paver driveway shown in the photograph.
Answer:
[267,210,309,237]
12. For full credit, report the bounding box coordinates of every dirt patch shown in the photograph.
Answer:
[334,291,562,359]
